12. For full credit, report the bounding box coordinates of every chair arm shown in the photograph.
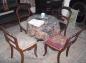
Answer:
[59,16,68,24]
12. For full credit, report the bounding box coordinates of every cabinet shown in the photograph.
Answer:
[0,0,20,24]
[35,0,63,14]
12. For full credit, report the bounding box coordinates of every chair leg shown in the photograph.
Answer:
[20,27,27,34]
[57,51,61,63]
[34,44,38,57]
[11,46,13,58]
[66,46,70,57]
[19,52,24,63]
[20,27,23,32]
[43,44,48,56]
[64,29,66,36]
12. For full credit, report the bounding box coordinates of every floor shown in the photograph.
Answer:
[0,19,86,63]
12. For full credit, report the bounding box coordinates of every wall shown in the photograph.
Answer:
[62,0,71,16]
[20,0,35,13]
[20,0,71,14]
[63,0,71,7]
[20,0,35,6]
[20,0,71,7]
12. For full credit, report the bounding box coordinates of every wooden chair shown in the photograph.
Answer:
[58,6,72,36]
[0,26,37,63]
[43,27,85,63]
[16,3,33,33]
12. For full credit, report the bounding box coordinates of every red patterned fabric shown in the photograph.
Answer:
[45,34,68,50]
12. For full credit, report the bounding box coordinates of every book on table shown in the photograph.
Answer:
[28,19,45,27]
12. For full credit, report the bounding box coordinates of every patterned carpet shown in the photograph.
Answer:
[0,10,86,63]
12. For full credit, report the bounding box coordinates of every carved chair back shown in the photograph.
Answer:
[58,6,72,36]
[0,26,19,49]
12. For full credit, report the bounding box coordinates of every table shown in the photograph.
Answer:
[21,14,60,40]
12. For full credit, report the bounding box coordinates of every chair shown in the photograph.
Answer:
[58,6,72,36]
[43,27,85,63]
[16,3,33,33]
[0,26,37,63]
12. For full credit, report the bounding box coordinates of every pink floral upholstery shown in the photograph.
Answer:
[45,34,68,50]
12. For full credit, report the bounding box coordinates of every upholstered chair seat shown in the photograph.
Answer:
[16,32,37,50]
[45,34,68,50]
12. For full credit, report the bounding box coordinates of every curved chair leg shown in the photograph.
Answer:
[20,26,23,32]
[43,44,48,56]
[34,44,38,57]
[66,46,70,57]
[57,51,62,63]
[11,46,13,58]
[20,27,27,34]
[64,29,66,36]
[20,52,24,63]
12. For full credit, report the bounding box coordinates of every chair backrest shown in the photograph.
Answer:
[62,27,85,50]
[68,27,85,46]
[58,6,72,36]
[16,3,32,21]
[0,26,19,48]
[59,6,72,20]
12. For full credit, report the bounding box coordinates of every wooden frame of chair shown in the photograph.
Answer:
[0,26,37,63]
[16,3,33,33]
[58,6,72,36]
[43,27,85,63]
